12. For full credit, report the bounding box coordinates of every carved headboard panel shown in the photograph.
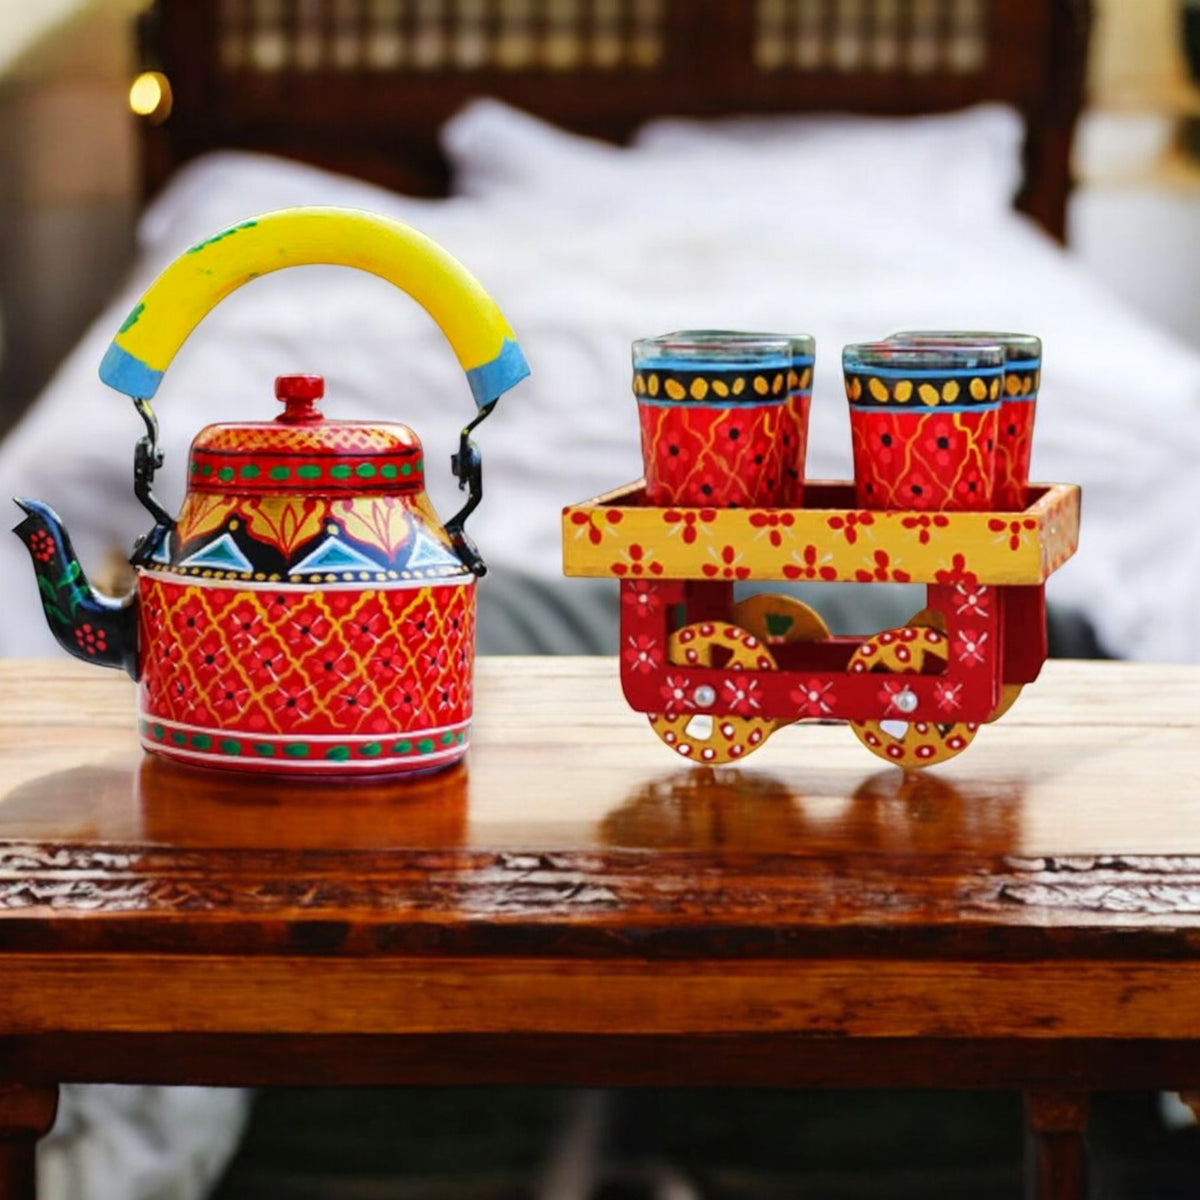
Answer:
[139,0,1092,239]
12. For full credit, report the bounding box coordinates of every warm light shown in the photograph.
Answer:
[128,71,172,122]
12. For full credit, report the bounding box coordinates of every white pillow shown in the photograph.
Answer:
[441,98,1024,227]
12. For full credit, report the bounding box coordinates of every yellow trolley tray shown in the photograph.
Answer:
[562,481,1080,586]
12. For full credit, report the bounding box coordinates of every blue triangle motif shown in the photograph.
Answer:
[291,536,381,576]
[151,536,172,565]
[406,531,462,571]
[179,533,254,574]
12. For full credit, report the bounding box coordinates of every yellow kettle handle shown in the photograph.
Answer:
[99,207,529,407]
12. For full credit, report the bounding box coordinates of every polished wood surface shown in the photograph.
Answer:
[2,657,1200,1045]
[2,656,1199,1200]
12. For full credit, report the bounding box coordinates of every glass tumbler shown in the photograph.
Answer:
[633,332,798,508]
[843,341,1005,511]
[890,330,1041,510]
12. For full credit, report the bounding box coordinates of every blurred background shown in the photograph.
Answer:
[2,0,1200,439]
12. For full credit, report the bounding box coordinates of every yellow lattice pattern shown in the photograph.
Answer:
[140,577,474,737]
[193,423,416,453]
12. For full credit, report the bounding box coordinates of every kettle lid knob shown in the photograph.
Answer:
[275,374,324,424]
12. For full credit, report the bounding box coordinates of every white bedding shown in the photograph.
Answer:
[3,100,1200,667]
[4,97,1200,1200]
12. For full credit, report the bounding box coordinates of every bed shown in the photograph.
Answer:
[9,0,1198,670]
[11,1,1200,1195]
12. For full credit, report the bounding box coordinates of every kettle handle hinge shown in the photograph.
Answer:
[129,396,176,568]
[446,403,494,578]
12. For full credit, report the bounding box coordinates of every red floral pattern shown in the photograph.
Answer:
[783,544,838,582]
[995,397,1037,511]
[28,529,55,564]
[664,508,717,544]
[637,399,791,508]
[140,577,475,754]
[850,407,998,511]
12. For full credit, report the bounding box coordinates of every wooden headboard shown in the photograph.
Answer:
[138,0,1092,240]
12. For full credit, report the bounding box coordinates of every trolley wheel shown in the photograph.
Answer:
[732,593,831,733]
[648,621,777,764]
[904,608,1021,723]
[731,593,831,647]
[847,625,979,767]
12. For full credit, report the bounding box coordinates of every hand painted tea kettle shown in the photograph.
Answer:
[14,207,528,776]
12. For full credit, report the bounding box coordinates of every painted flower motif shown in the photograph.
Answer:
[331,680,375,724]
[722,676,762,716]
[225,599,265,650]
[827,511,875,545]
[901,469,935,507]
[401,601,438,643]
[659,674,692,715]
[954,628,989,666]
[989,516,1039,552]
[663,508,717,545]
[690,468,727,506]
[954,465,988,504]
[612,544,664,578]
[346,599,389,654]
[334,496,412,559]
[284,602,333,650]
[28,529,55,564]
[934,554,978,586]
[783,544,838,582]
[791,678,835,717]
[171,594,210,640]
[266,673,317,725]
[855,549,911,584]
[621,580,663,618]
[569,507,624,546]
[749,511,796,549]
[370,634,409,683]
[867,427,900,468]
[877,679,912,712]
[434,676,460,716]
[193,629,232,683]
[420,643,450,681]
[922,416,966,469]
[307,637,355,684]
[654,435,692,485]
[623,634,662,676]
[901,513,950,545]
[266,593,292,623]
[934,680,963,713]
[701,544,751,581]
[385,681,422,724]
[212,677,251,723]
[74,623,107,656]
[454,644,472,678]
[245,635,288,686]
[954,583,992,619]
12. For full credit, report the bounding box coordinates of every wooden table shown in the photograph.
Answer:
[3,658,1200,1200]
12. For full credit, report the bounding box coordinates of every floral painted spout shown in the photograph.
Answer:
[12,498,138,678]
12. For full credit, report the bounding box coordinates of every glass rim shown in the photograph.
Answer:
[887,330,1041,361]
[634,331,803,367]
[844,340,1005,372]
[659,329,816,357]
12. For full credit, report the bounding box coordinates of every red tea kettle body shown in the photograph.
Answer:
[14,207,529,777]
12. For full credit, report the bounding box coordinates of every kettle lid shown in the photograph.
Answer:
[187,375,425,496]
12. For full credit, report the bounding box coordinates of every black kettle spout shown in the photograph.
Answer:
[13,498,138,679]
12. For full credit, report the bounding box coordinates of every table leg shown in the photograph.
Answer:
[1025,1089,1089,1200]
[0,1086,58,1200]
